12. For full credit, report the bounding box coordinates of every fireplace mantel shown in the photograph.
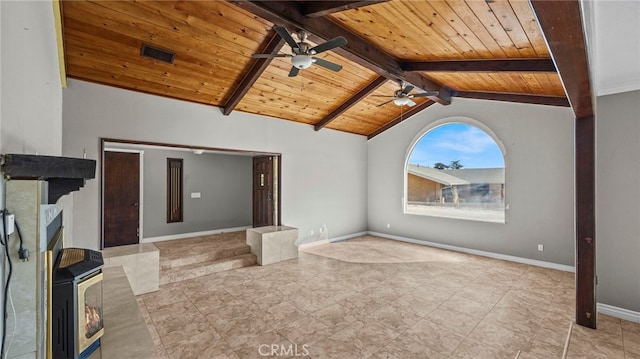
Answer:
[1,154,96,203]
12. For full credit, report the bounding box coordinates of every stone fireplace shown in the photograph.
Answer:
[2,154,96,359]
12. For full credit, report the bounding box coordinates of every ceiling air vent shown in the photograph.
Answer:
[140,44,175,64]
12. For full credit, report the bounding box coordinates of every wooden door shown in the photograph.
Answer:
[253,156,274,227]
[104,151,140,247]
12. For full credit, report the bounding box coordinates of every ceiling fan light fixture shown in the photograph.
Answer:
[291,55,313,69]
[393,97,410,106]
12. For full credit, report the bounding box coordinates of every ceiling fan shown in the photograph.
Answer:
[251,26,347,77]
[374,81,439,107]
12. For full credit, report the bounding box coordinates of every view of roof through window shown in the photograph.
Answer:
[406,123,505,223]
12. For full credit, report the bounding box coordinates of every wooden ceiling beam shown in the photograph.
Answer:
[530,0,595,329]
[455,91,569,107]
[302,1,390,18]
[367,100,435,140]
[315,76,387,131]
[402,58,557,73]
[222,29,285,115]
[530,1,593,119]
[227,0,452,105]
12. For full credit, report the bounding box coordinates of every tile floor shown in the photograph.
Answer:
[137,235,640,358]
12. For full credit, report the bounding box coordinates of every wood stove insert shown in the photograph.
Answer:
[51,248,104,359]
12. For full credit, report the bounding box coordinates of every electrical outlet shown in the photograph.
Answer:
[310,229,314,235]
[386,223,391,229]
[319,227,323,233]
[537,244,544,251]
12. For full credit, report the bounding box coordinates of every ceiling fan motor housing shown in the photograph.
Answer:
[292,55,314,69]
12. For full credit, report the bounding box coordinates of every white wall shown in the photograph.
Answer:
[590,0,640,96]
[0,1,61,156]
[596,90,640,313]
[62,79,368,250]
[368,98,576,266]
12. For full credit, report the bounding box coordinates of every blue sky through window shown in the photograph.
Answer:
[408,123,504,169]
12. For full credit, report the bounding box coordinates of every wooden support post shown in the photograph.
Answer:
[575,114,596,328]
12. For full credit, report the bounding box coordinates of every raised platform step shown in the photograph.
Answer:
[159,253,256,285]
[159,243,251,269]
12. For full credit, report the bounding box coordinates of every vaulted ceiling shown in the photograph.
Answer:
[60,0,582,139]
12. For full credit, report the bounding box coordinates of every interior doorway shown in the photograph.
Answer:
[253,155,280,227]
[100,138,281,247]
[103,150,141,248]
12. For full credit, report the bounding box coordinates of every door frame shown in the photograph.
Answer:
[100,138,282,246]
[252,155,282,227]
[100,145,144,249]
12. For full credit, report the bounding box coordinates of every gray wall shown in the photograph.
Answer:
[142,148,252,238]
[596,89,640,312]
[368,98,576,266]
[62,79,368,250]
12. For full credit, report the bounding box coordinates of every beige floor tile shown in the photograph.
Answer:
[624,330,640,357]
[373,335,447,359]
[518,340,564,359]
[335,319,401,354]
[464,320,531,355]
[307,332,374,359]
[141,232,639,359]
[368,304,423,333]
[449,337,520,359]
[425,306,482,336]
[165,331,231,359]
[148,299,199,324]
[276,315,333,346]
[483,305,545,337]
[403,318,466,356]
[286,290,336,313]
[256,300,308,329]
[439,292,496,319]
[389,293,441,317]
[310,302,361,330]
[155,312,217,347]
[141,282,189,311]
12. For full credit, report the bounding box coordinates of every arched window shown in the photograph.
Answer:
[405,121,505,223]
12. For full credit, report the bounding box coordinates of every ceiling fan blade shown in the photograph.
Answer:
[407,99,417,107]
[251,53,290,59]
[309,36,347,55]
[274,26,300,51]
[312,58,342,72]
[288,66,300,77]
[410,91,440,98]
[369,95,396,98]
[376,99,395,107]
[402,85,415,95]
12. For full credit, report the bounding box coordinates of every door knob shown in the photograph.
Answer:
[133,202,139,207]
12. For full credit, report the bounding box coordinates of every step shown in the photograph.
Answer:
[159,253,257,285]
[160,243,251,270]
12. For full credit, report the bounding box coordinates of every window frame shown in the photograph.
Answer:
[167,157,184,223]
[404,118,507,223]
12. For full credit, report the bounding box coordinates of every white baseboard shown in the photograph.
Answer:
[598,303,640,323]
[367,231,576,273]
[330,231,368,243]
[299,231,368,249]
[141,226,252,243]
[298,239,330,249]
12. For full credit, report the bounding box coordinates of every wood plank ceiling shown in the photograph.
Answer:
[61,0,570,138]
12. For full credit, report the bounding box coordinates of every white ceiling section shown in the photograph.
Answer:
[589,0,640,96]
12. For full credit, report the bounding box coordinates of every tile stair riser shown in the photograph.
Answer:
[159,254,257,285]
[160,245,252,269]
